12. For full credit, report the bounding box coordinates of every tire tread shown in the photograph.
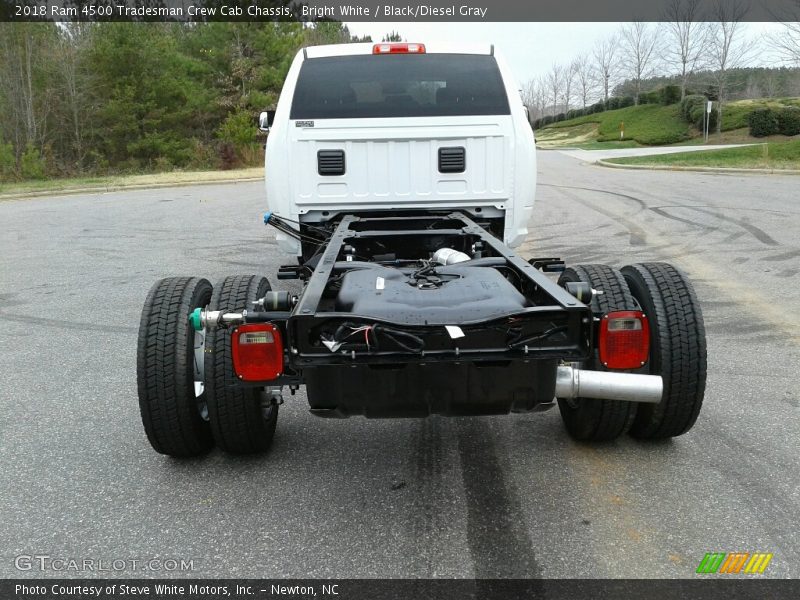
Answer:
[206,275,278,454]
[557,264,638,441]
[136,277,213,456]
[622,263,707,439]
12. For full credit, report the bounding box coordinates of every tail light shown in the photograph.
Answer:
[598,310,650,370]
[373,43,426,54]
[231,323,283,382]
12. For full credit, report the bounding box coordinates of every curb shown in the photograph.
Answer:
[0,176,264,202]
[596,159,800,176]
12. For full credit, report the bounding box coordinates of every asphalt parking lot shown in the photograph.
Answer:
[1,151,798,578]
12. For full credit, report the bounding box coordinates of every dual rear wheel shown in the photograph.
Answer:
[136,263,707,454]
[557,262,707,442]
[136,275,278,457]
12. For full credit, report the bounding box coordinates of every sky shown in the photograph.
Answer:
[345,22,789,86]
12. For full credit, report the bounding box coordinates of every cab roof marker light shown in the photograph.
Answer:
[373,43,426,55]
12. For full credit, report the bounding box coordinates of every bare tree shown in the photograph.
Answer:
[0,24,46,153]
[521,77,553,124]
[560,61,576,115]
[534,75,549,120]
[546,63,564,117]
[520,78,537,117]
[572,53,596,109]
[744,74,763,98]
[58,24,91,172]
[593,35,619,106]
[663,0,710,99]
[761,70,781,97]
[768,1,800,64]
[708,0,757,133]
[620,22,661,104]
[772,21,800,64]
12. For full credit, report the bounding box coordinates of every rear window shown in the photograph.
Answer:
[290,53,510,119]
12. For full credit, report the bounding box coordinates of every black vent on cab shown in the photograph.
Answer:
[317,150,345,176]
[438,147,466,173]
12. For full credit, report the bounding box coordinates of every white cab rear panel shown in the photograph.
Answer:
[265,43,535,255]
[292,116,512,209]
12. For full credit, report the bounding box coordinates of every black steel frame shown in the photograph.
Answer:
[266,212,593,372]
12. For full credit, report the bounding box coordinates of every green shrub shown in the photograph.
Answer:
[680,95,705,121]
[639,90,661,105]
[555,112,566,122]
[186,138,216,170]
[154,156,174,172]
[749,108,779,137]
[777,107,800,136]
[127,134,192,169]
[607,97,620,110]
[619,96,635,108]
[688,103,717,131]
[590,101,606,114]
[678,94,717,130]
[0,138,15,181]
[20,144,46,180]
[722,103,755,131]
[217,109,256,148]
[660,85,681,106]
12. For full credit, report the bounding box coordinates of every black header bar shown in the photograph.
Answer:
[2,578,799,600]
[1,0,798,22]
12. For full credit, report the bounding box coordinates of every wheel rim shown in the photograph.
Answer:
[260,395,275,421]
[193,329,209,421]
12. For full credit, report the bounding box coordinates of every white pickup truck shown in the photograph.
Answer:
[136,42,707,457]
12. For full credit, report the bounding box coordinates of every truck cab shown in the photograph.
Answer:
[264,42,536,258]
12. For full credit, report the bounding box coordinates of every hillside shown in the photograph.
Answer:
[536,98,800,148]
[537,104,689,146]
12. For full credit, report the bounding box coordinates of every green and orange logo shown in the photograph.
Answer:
[696,552,773,574]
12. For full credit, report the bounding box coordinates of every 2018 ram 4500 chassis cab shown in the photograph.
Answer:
[136,42,707,456]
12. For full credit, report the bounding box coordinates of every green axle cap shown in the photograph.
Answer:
[189,307,203,331]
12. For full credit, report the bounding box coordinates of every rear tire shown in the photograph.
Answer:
[136,277,214,457]
[205,275,279,454]
[621,263,707,439]
[557,265,638,441]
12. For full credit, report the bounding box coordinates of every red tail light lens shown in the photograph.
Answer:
[231,323,283,382]
[373,43,426,54]
[598,310,650,370]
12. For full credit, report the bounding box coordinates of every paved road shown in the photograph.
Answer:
[553,144,754,162]
[1,153,798,579]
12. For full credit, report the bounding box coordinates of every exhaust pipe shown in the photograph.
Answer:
[555,366,662,404]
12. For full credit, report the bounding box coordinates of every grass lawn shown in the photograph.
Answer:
[607,140,800,170]
[0,167,263,197]
[569,140,642,150]
[536,124,642,149]
[537,104,691,145]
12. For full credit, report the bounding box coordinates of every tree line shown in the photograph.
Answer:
[0,22,371,181]
[522,0,800,133]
